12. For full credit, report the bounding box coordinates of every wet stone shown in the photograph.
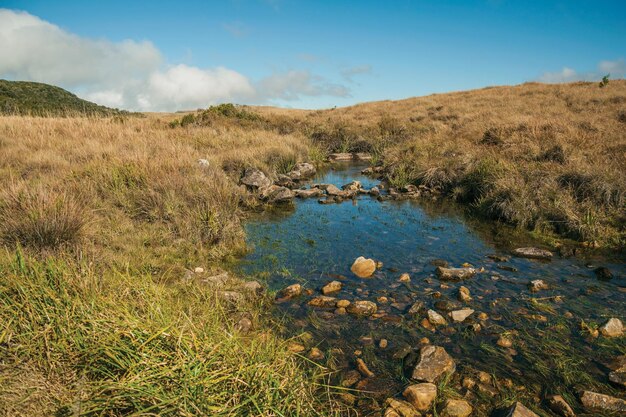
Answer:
[594,266,613,280]
[529,279,549,292]
[546,395,575,417]
[449,308,474,323]
[403,382,437,411]
[278,283,302,299]
[599,318,623,337]
[427,309,447,325]
[458,286,472,302]
[351,256,377,278]
[512,247,553,260]
[580,390,626,413]
[308,296,338,308]
[441,399,473,417]
[346,300,378,316]
[410,345,456,383]
[321,280,342,295]
[505,402,540,417]
[436,266,479,281]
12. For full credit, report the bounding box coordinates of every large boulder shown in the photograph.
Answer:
[351,256,377,278]
[504,402,539,417]
[259,185,295,203]
[580,391,626,413]
[512,247,553,260]
[411,345,456,383]
[240,167,272,190]
[288,162,316,180]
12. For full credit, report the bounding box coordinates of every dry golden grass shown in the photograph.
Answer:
[257,80,626,248]
[0,114,342,416]
[0,114,310,271]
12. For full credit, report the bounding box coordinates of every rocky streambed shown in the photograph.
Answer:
[239,163,625,416]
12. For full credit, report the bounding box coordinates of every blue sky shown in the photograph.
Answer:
[1,1,625,111]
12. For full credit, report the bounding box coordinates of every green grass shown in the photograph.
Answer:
[0,80,127,116]
[0,248,337,416]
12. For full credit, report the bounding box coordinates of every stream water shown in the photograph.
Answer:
[240,163,625,415]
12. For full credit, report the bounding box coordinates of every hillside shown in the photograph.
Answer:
[251,80,626,249]
[0,79,125,116]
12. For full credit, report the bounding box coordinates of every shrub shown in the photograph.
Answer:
[0,186,87,249]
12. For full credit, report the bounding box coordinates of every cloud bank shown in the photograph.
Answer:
[539,59,626,83]
[0,9,350,111]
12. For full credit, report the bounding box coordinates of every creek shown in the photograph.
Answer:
[239,163,625,415]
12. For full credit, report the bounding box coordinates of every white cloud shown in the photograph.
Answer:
[599,59,626,76]
[257,70,350,101]
[341,64,372,81]
[538,59,625,83]
[0,9,350,111]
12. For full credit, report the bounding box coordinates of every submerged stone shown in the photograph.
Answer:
[512,247,553,260]
[403,382,437,411]
[449,308,474,323]
[546,395,575,417]
[441,399,472,417]
[410,345,456,383]
[321,280,342,295]
[580,390,626,413]
[436,266,479,281]
[346,300,378,316]
[505,402,539,417]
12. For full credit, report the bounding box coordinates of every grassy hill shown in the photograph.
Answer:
[251,80,626,249]
[0,79,126,116]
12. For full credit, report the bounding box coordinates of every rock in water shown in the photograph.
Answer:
[599,318,624,337]
[342,180,362,191]
[308,296,338,308]
[504,402,539,417]
[402,383,437,411]
[427,309,447,325]
[295,188,324,198]
[259,185,295,203]
[441,399,473,417]
[347,300,378,316]
[458,286,472,302]
[436,266,479,281]
[321,280,342,295]
[240,167,272,190]
[546,395,576,417]
[287,162,316,180]
[528,279,549,292]
[278,283,302,299]
[384,398,421,417]
[512,247,553,260]
[449,309,474,323]
[411,345,456,383]
[580,391,626,413]
[594,266,613,280]
[351,256,377,278]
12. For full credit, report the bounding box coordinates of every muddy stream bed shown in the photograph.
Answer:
[238,163,625,416]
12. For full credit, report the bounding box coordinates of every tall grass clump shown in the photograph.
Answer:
[0,185,87,250]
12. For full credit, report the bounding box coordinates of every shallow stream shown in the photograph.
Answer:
[240,163,625,415]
